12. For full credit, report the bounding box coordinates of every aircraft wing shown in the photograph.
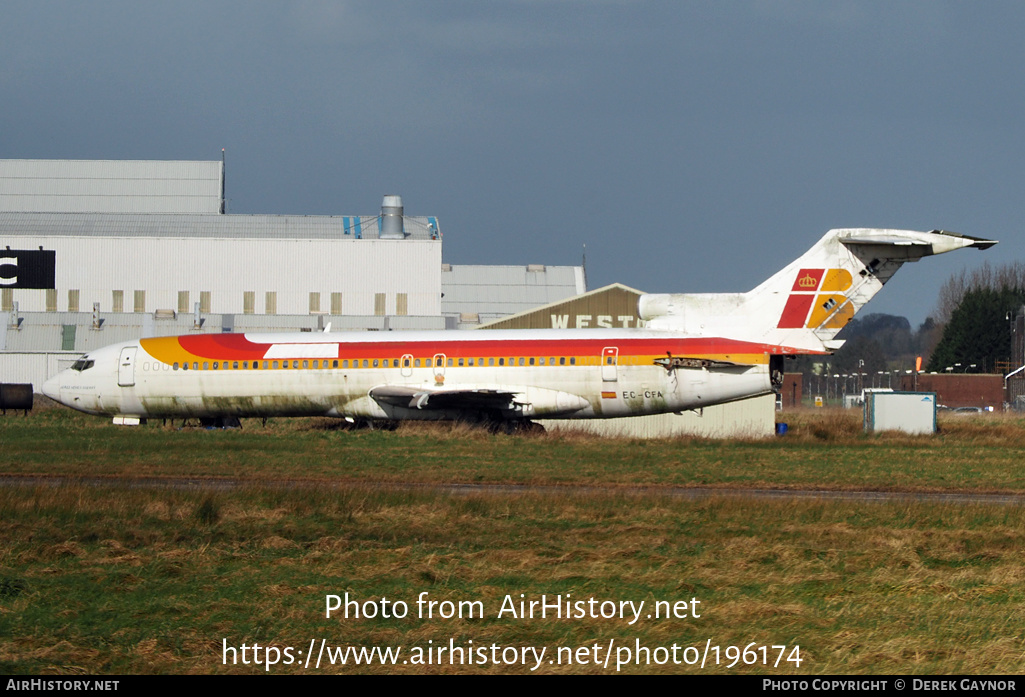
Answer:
[369,385,521,411]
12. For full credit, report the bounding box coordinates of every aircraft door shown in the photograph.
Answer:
[433,353,446,383]
[401,353,413,378]
[601,347,618,382]
[118,346,137,387]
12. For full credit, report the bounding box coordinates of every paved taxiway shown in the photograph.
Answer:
[2,475,1023,506]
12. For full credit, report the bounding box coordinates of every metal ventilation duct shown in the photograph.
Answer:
[380,194,405,239]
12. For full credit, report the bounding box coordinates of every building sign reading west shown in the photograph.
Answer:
[550,314,642,328]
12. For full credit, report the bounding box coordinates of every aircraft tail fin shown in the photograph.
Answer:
[640,229,996,353]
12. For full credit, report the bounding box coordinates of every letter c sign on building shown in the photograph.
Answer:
[0,250,56,288]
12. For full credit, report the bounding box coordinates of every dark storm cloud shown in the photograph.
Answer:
[2,1,1021,325]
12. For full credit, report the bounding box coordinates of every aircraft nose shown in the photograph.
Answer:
[41,375,61,403]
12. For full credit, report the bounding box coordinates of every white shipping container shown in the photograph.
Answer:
[864,391,937,435]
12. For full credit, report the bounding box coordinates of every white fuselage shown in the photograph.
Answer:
[42,328,774,422]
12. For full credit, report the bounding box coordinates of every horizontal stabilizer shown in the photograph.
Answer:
[839,235,929,246]
[838,229,997,254]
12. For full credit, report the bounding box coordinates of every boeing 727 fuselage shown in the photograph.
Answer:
[43,229,995,428]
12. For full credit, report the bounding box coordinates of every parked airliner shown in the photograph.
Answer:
[42,229,994,428]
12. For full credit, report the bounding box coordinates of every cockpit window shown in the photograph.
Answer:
[71,358,95,371]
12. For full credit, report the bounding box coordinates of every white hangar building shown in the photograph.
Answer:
[0,159,225,214]
[0,159,584,388]
[0,160,442,320]
[1,211,442,318]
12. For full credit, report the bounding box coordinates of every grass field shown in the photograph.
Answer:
[2,408,1024,674]
[3,407,1025,491]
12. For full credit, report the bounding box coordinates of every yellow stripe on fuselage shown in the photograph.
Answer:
[138,336,771,371]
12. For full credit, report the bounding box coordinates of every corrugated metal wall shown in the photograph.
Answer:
[0,160,223,214]
[0,212,441,240]
[538,394,775,438]
[441,265,586,323]
[1,235,441,316]
[0,352,79,391]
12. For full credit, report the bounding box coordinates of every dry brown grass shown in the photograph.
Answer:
[780,406,1025,447]
[5,406,1025,673]
[3,484,1025,674]
[781,408,866,442]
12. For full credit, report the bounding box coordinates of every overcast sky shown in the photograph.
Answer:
[2,1,1021,326]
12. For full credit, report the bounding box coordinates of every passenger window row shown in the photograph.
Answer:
[139,356,584,371]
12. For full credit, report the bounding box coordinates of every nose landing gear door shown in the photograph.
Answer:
[118,346,137,387]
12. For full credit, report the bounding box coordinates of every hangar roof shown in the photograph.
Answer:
[476,282,646,330]
[0,211,442,241]
[0,159,224,214]
[441,264,586,326]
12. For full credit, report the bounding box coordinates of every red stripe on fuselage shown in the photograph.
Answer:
[172,333,810,360]
[178,334,269,360]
